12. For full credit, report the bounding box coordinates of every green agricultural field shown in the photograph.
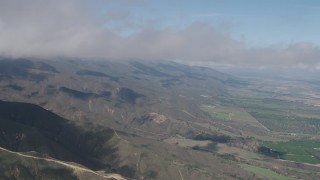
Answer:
[239,163,295,180]
[251,112,320,134]
[223,93,320,135]
[200,105,230,121]
[200,104,258,123]
[264,140,320,164]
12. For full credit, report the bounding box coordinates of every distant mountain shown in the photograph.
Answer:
[0,58,237,138]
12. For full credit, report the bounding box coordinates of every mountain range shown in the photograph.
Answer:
[0,58,319,180]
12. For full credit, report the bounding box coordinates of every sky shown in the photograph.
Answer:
[101,0,320,46]
[0,0,320,72]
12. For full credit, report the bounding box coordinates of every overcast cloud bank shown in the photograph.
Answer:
[0,0,319,71]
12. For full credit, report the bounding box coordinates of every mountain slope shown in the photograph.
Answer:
[0,100,118,169]
[0,146,124,180]
[0,100,257,180]
[0,100,131,179]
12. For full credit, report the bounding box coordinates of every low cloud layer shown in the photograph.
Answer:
[0,0,319,71]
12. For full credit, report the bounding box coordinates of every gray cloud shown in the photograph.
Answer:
[0,0,319,71]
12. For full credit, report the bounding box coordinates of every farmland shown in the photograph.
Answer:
[264,140,320,164]
[200,104,260,123]
[239,163,295,180]
[198,77,320,167]
[221,79,320,136]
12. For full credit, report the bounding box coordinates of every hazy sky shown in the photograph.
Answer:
[0,0,320,71]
